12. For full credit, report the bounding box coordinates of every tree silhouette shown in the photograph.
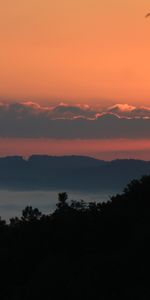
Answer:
[1,176,150,300]
[0,216,6,226]
[21,206,42,222]
[70,199,87,211]
[56,192,69,211]
[9,216,20,226]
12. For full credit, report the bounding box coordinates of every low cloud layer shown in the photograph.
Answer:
[0,102,150,139]
[107,104,150,118]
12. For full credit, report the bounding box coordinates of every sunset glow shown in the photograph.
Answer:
[0,0,150,104]
[0,138,150,161]
[0,1,150,160]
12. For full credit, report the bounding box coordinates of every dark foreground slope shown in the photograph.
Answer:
[0,155,150,191]
[1,176,150,299]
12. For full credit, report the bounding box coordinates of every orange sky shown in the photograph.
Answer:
[0,0,150,105]
[0,138,150,161]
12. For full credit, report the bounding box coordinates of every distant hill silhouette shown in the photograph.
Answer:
[0,155,150,191]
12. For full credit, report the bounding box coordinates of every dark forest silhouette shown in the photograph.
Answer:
[1,175,150,299]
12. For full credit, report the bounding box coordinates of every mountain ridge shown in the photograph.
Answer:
[0,155,150,191]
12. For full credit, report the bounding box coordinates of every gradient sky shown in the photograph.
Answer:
[1,1,150,160]
[0,0,150,104]
[0,138,150,161]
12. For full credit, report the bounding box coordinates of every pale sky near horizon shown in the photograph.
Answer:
[0,0,150,105]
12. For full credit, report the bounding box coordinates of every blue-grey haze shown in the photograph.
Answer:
[0,189,113,221]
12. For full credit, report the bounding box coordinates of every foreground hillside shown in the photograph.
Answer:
[0,155,150,191]
[0,175,150,299]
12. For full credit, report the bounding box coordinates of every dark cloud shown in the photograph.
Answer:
[0,102,150,139]
[48,103,95,119]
